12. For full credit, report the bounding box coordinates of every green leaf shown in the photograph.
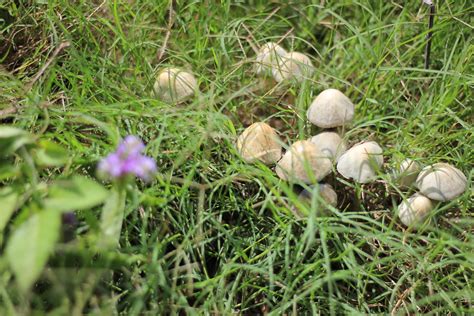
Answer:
[44,176,108,211]
[34,140,69,167]
[0,160,19,181]
[6,209,61,292]
[0,126,34,157]
[0,187,18,231]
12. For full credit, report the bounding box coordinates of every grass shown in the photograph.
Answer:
[1,0,473,314]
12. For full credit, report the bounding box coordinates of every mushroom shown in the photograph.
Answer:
[394,158,421,188]
[254,42,287,75]
[293,184,338,216]
[336,141,383,183]
[236,122,282,164]
[276,140,332,184]
[310,132,347,161]
[416,163,467,201]
[154,68,198,103]
[272,52,314,83]
[397,193,434,226]
[299,184,338,208]
[307,89,354,128]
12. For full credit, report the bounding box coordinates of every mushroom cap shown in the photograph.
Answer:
[272,52,314,83]
[336,141,383,183]
[395,158,421,188]
[299,184,338,208]
[276,140,332,184]
[293,183,338,217]
[398,193,434,226]
[154,68,198,103]
[307,88,354,128]
[236,122,282,164]
[310,132,347,161]
[416,163,467,201]
[254,42,287,75]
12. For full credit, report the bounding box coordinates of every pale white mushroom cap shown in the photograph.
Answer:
[276,140,332,184]
[336,141,383,183]
[236,122,282,164]
[394,158,421,188]
[307,88,354,128]
[254,42,287,75]
[272,52,314,83]
[310,132,347,161]
[398,193,434,226]
[154,68,198,103]
[416,163,467,201]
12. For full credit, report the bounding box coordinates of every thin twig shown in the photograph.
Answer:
[275,27,295,47]
[157,1,175,62]
[86,0,106,20]
[26,41,70,91]
[0,106,18,118]
[424,1,435,70]
[241,23,259,53]
[255,7,280,31]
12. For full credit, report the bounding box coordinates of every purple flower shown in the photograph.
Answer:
[116,135,145,158]
[98,136,157,181]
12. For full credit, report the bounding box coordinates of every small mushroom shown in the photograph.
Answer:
[336,141,383,183]
[293,184,338,216]
[254,42,287,75]
[416,163,467,201]
[236,122,282,164]
[398,193,434,226]
[154,68,198,103]
[272,52,314,83]
[299,184,338,207]
[394,158,421,188]
[276,140,332,184]
[307,88,354,128]
[310,132,347,161]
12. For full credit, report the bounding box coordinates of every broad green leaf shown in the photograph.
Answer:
[0,126,34,157]
[0,187,18,231]
[44,176,108,211]
[6,209,61,292]
[34,140,69,167]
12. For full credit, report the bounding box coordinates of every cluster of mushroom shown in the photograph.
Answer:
[236,86,468,225]
[254,42,315,83]
[152,46,468,228]
[395,160,467,227]
[237,87,387,214]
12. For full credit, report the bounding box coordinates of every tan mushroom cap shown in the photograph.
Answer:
[416,163,467,201]
[310,132,347,161]
[276,140,332,184]
[236,122,282,164]
[398,193,434,226]
[395,158,421,188]
[154,68,198,103]
[336,141,383,183]
[299,184,338,207]
[272,52,314,83]
[293,184,338,217]
[307,88,354,128]
[254,42,287,75]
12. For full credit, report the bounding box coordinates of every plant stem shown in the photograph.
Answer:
[99,185,126,249]
[424,3,435,70]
